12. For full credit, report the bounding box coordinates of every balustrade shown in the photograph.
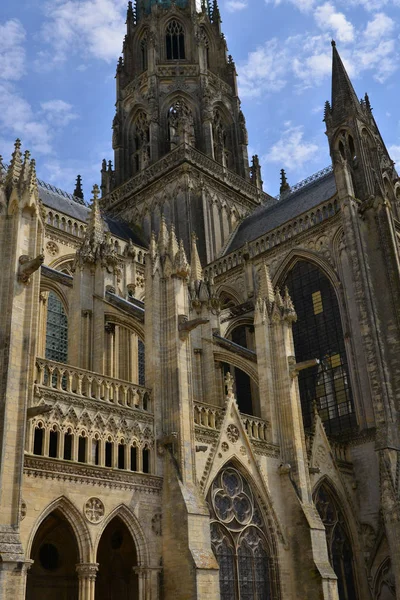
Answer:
[193,401,269,443]
[35,358,152,412]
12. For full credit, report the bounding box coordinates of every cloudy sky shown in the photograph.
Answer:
[1,0,399,199]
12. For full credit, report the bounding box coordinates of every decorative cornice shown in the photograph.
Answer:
[24,456,162,494]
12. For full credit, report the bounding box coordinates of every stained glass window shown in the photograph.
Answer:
[45,292,68,363]
[314,484,358,600]
[209,465,273,600]
[284,261,355,433]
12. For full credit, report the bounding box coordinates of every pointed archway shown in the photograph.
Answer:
[26,509,79,600]
[95,516,139,600]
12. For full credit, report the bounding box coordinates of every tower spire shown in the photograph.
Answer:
[330,40,362,124]
[73,174,84,200]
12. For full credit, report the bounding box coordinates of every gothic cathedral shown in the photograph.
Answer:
[0,1,399,599]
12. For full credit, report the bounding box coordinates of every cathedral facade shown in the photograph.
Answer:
[0,1,399,598]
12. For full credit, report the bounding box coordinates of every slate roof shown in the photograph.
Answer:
[224,167,337,254]
[38,179,147,248]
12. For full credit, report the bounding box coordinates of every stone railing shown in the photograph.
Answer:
[101,143,269,212]
[204,196,340,280]
[241,413,270,441]
[35,358,152,412]
[193,401,269,442]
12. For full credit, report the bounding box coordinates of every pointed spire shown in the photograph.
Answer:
[73,175,84,200]
[174,239,190,279]
[149,231,157,260]
[330,40,362,124]
[19,150,31,186]
[168,224,179,259]
[211,0,221,23]
[283,286,297,322]
[190,232,203,282]
[126,1,134,26]
[279,169,290,195]
[87,184,104,247]
[6,139,22,190]
[258,262,275,305]
[28,159,38,195]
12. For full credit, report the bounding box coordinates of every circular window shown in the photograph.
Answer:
[111,529,123,550]
[39,543,60,570]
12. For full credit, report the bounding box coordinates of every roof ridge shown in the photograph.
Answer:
[274,165,333,201]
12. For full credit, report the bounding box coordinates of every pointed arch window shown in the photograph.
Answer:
[140,36,148,71]
[166,20,185,60]
[284,260,355,433]
[213,109,233,170]
[208,465,275,600]
[45,291,68,363]
[314,483,358,600]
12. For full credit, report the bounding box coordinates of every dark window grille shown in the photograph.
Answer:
[45,292,68,363]
[315,484,358,600]
[209,465,273,600]
[138,340,145,386]
[166,20,185,59]
[284,261,355,434]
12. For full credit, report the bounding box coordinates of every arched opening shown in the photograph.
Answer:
[213,109,233,170]
[26,510,79,600]
[95,516,139,600]
[314,482,358,600]
[224,324,258,416]
[131,111,150,175]
[208,464,276,599]
[374,557,396,599]
[166,20,185,60]
[284,260,355,433]
[45,291,68,363]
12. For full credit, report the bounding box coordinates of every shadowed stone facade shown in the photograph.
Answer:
[0,3,399,599]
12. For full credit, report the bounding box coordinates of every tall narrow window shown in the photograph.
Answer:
[167,99,195,149]
[64,431,73,460]
[209,465,274,600]
[49,429,58,458]
[45,292,68,363]
[284,261,355,433]
[138,340,145,386]
[142,447,150,473]
[78,435,86,463]
[132,111,150,175]
[314,483,358,600]
[130,445,137,471]
[166,20,185,60]
[33,424,44,456]
[140,37,148,71]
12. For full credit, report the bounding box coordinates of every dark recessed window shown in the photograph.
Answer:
[45,292,68,363]
[39,543,59,571]
[284,261,355,433]
[166,20,185,60]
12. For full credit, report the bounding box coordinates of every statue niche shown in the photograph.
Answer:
[167,99,195,150]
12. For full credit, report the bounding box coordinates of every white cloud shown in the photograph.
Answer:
[314,3,355,43]
[37,0,127,68]
[364,12,395,38]
[264,0,316,12]
[0,19,26,81]
[225,0,248,11]
[263,124,319,170]
[238,38,289,98]
[388,145,400,165]
[40,100,79,127]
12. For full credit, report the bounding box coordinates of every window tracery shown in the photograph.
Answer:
[168,99,195,149]
[166,20,185,60]
[45,291,68,363]
[209,465,273,600]
[314,483,358,600]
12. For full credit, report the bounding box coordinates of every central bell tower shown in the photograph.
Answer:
[101,0,264,264]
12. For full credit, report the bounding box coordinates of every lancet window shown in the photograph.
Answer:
[314,483,358,600]
[209,465,274,599]
[213,109,233,169]
[140,35,148,71]
[284,260,355,433]
[166,20,185,60]
[132,111,150,175]
[45,291,68,363]
[168,99,195,149]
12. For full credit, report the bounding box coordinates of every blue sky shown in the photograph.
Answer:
[1,0,399,199]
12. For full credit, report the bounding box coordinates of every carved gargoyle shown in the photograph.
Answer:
[26,404,53,419]
[18,254,44,284]
[178,315,209,340]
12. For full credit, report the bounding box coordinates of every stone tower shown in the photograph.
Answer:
[100,0,266,264]
[325,41,400,593]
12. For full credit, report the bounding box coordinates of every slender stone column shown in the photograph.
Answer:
[76,563,98,600]
[133,566,162,600]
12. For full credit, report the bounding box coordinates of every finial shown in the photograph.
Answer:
[101,159,107,171]
[190,232,203,282]
[364,93,372,112]
[331,39,336,47]
[74,175,84,200]
[224,371,234,398]
[280,169,290,194]
[107,160,113,172]
[92,184,100,201]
